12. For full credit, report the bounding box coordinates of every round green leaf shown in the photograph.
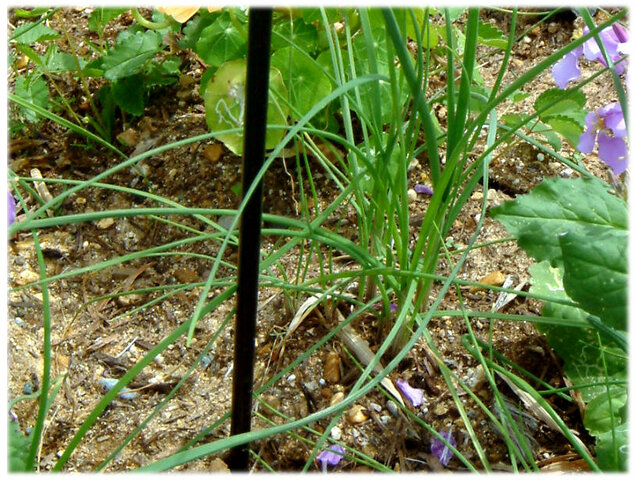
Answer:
[195,14,246,67]
[271,47,332,120]
[203,59,288,155]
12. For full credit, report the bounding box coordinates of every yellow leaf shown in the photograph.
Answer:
[157,7,223,23]
[156,7,198,23]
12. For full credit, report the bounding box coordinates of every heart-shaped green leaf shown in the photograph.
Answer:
[491,177,627,267]
[559,227,627,330]
[102,30,162,81]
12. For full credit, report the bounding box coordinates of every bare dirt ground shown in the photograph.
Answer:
[7,8,621,472]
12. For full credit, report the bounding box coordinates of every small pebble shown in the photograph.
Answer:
[261,394,281,416]
[407,188,417,204]
[303,380,318,393]
[324,352,341,384]
[14,270,40,286]
[286,374,296,386]
[560,167,574,178]
[470,270,505,293]
[347,404,368,424]
[330,391,345,406]
[386,400,399,418]
[96,218,115,229]
[98,378,139,400]
[330,425,342,440]
[434,403,449,416]
[200,354,213,368]
[217,215,237,231]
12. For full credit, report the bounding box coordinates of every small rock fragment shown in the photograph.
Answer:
[386,400,399,418]
[116,128,139,147]
[203,143,224,163]
[470,270,506,293]
[434,403,449,416]
[98,377,139,400]
[346,404,368,424]
[324,351,341,384]
[14,269,40,286]
[96,218,115,229]
[330,391,345,406]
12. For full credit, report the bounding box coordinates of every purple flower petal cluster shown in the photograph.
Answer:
[430,429,456,467]
[578,102,628,175]
[395,378,423,407]
[316,444,345,472]
[553,23,628,89]
[8,191,16,227]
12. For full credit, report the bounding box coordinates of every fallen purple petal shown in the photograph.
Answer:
[414,184,434,195]
[596,131,628,175]
[431,430,456,467]
[316,444,345,470]
[8,191,16,227]
[395,378,423,407]
[389,302,398,312]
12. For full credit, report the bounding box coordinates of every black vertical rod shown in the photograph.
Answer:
[228,8,273,472]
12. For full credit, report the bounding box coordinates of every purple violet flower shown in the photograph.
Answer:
[582,24,628,74]
[395,378,423,407]
[578,102,628,175]
[414,184,434,196]
[552,23,628,89]
[431,429,456,467]
[8,191,16,227]
[316,444,345,472]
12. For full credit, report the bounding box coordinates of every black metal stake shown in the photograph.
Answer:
[228,8,273,472]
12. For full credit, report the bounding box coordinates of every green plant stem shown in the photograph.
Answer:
[24,231,52,471]
[58,20,107,136]
[131,7,171,30]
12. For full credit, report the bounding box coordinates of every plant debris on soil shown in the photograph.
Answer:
[7,7,621,472]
